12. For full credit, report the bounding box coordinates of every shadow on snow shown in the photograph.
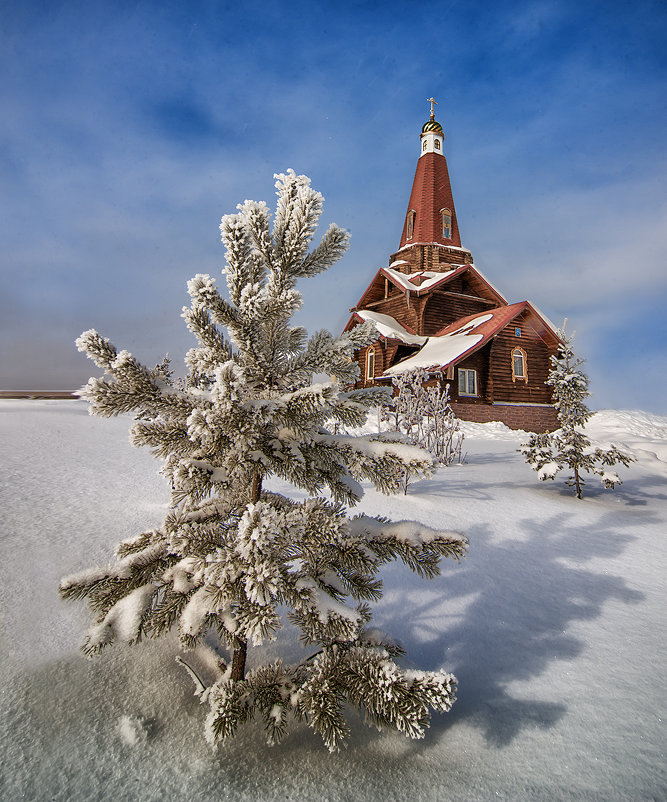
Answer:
[374,508,646,748]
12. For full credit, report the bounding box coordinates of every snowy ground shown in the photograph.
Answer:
[1,400,666,801]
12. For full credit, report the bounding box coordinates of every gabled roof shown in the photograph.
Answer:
[383,302,560,376]
[383,265,468,295]
[352,263,507,310]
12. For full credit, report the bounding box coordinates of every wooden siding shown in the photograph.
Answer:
[452,347,490,404]
[371,294,422,333]
[423,291,491,333]
[388,243,473,273]
[488,310,554,405]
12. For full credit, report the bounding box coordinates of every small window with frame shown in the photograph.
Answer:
[406,210,416,240]
[441,208,452,239]
[458,368,477,397]
[366,348,376,381]
[511,347,528,383]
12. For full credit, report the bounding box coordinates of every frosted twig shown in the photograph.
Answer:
[175,656,208,696]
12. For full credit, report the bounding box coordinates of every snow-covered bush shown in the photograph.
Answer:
[521,329,632,498]
[61,170,467,751]
[383,368,464,491]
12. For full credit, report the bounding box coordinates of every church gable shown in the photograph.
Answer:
[352,263,508,339]
[485,306,560,406]
[353,269,388,309]
[421,265,507,333]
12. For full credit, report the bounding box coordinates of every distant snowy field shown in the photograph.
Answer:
[1,400,666,801]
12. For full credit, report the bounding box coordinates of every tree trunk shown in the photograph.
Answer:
[251,469,262,504]
[574,465,582,499]
[230,468,263,682]
[230,638,247,681]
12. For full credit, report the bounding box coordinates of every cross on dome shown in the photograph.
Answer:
[421,98,444,137]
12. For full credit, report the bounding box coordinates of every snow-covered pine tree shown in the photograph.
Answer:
[521,329,632,499]
[61,170,467,751]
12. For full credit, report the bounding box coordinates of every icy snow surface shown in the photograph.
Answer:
[1,401,666,801]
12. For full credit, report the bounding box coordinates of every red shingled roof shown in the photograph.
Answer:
[432,301,560,360]
[432,302,530,340]
[398,151,461,248]
[384,302,561,374]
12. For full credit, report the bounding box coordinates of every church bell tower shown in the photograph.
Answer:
[394,99,471,273]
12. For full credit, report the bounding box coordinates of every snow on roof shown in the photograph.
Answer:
[431,303,527,339]
[449,313,494,334]
[396,242,472,254]
[388,259,409,268]
[355,310,427,346]
[384,313,492,376]
[383,266,463,294]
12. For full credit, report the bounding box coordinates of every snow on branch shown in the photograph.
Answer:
[83,583,157,655]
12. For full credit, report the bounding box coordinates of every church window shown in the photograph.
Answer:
[458,368,477,397]
[441,209,452,239]
[435,139,441,150]
[512,347,528,382]
[366,348,376,381]
[406,210,416,240]
[423,140,428,151]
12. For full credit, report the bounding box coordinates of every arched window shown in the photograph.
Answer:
[366,347,376,381]
[434,139,441,150]
[512,347,528,383]
[406,210,416,240]
[441,208,452,239]
[423,139,428,152]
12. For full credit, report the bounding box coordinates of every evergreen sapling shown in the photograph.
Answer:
[382,368,464,492]
[61,170,467,751]
[521,329,633,498]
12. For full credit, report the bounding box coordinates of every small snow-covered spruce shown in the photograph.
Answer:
[383,368,464,491]
[61,170,467,752]
[520,329,633,499]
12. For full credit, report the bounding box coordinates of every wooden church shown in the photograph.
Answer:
[343,102,561,433]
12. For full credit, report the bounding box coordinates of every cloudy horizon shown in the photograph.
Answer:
[2,0,666,413]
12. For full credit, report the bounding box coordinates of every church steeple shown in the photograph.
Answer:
[398,100,462,250]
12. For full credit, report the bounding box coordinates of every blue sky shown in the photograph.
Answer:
[2,0,666,412]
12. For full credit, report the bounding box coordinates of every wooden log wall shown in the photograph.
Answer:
[422,291,491,333]
[486,311,554,405]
